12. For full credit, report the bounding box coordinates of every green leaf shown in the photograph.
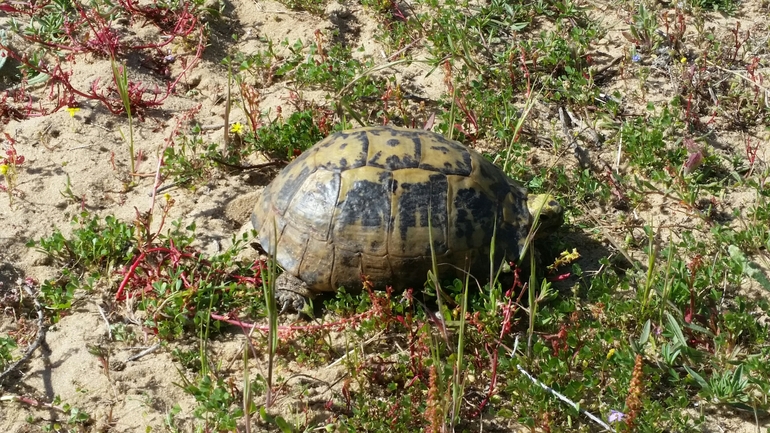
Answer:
[728,245,770,291]
[730,364,747,391]
[684,365,710,392]
[638,319,651,347]
[274,415,295,433]
[664,312,687,348]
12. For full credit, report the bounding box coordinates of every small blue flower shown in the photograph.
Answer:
[632,54,642,63]
[609,410,626,423]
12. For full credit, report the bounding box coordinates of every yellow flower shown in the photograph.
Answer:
[680,57,687,64]
[547,248,581,271]
[163,193,171,202]
[230,122,243,134]
[0,164,7,175]
[67,107,81,117]
[607,348,616,360]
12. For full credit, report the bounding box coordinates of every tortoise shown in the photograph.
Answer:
[251,126,563,310]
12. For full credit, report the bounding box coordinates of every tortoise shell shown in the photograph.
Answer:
[251,126,553,294]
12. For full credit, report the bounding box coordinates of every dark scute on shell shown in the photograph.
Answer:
[336,179,392,228]
[273,164,314,215]
[422,145,472,176]
[338,249,360,268]
[318,130,370,170]
[368,150,420,171]
[396,174,449,253]
[285,170,340,239]
[454,187,495,245]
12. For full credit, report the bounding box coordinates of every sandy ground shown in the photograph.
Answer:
[0,0,769,431]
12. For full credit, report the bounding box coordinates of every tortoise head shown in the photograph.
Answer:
[527,194,564,236]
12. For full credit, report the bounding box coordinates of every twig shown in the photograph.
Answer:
[0,280,47,386]
[199,123,226,131]
[705,60,770,94]
[511,336,614,432]
[336,58,419,98]
[208,158,284,171]
[67,143,97,151]
[0,394,71,412]
[328,331,384,367]
[149,182,180,196]
[126,344,161,362]
[594,55,623,78]
[97,303,112,340]
[387,38,424,61]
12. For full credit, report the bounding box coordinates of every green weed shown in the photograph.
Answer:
[0,336,16,370]
[7,0,770,429]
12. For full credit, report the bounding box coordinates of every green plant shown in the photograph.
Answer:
[620,105,685,174]
[685,364,749,405]
[242,110,328,160]
[4,0,770,430]
[689,0,738,13]
[0,140,24,208]
[623,3,661,53]
[0,336,16,369]
[262,222,279,408]
[162,126,219,185]
[180,375,244,431]
[276,0,326,14]
[112,58,136,177]
[29,213,136,274]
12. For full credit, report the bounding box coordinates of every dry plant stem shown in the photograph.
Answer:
[558,106,592,169]
[209,159,284,171]
[223,322,259,372]
[336,58,416,99]
[143,124,177,238]
[0,281,47,386]
[387,37,424,61]
[705,60,770,94]
[149,143,168,213]
[475,292,519,414]
[150,182,180,196]
[126,344,161,362]
[199,123,227,131]
[511,337,613,432]
[97,303,112,340]
[0,394,72,411]
[328,331,384,367]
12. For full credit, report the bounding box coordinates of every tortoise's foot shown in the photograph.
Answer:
[275,273,314,316]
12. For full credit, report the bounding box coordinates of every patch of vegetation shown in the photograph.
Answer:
[243,109,329,160]
[3,0,769,429]
[275,0,327,14]
[181,375,246,431]
[29,214,136,273]
[0,336,17,370]
[162,125,220,186]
